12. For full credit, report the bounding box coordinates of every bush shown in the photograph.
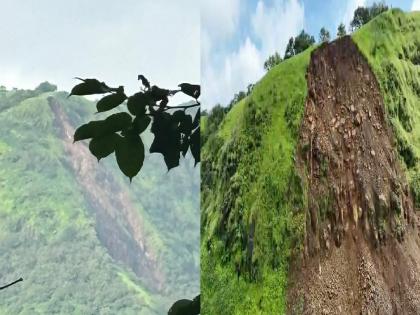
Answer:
[35,81,57,93]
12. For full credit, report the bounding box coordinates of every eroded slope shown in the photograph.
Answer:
[288,36,420,315]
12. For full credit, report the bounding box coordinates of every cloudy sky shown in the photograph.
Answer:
[0,0,199,103]
[202,0,414,109]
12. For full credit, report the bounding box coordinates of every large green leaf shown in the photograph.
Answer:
[178,83,200,99]
[168,295,200,315]
[133,115,151,134]
[181,135,189,157]
[150,85,170,102]
[73,121,104,142]
[74,112,132,142]
[69,78,112,96]
[179,114,193,135]
[96,92,127,112]
[192,108,200,129]
[89,133,119,161]
[104,112,132,133]
[127,92,150,116]
[115,135,145,181]
[172,110,186,122]
[150,112,181,170]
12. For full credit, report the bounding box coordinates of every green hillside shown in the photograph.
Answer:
[0,85,199,314]
[201,47,313,314]
[201,8,420,314]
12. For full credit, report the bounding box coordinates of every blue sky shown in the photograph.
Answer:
[202,0,415,109]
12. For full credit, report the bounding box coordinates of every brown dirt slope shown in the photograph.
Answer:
[48,97,164,292]
[287,36,420,314]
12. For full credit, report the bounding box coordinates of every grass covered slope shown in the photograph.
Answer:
[0,87,199,314]
[201,48,313,314]
[352,9,420,208]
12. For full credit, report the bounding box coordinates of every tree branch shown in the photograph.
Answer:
[0,278,23,290]
[162,102,200,111]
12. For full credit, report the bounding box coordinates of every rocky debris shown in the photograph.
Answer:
[297,36,414,255]
[288,36,420,315]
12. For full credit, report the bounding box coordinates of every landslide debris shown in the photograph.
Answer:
[288,36,420,315]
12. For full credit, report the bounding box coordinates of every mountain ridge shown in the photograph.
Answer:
[0,87,199,314]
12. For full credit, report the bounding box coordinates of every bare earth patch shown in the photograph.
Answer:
[287,36,420,315]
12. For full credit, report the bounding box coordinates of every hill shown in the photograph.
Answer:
[0,85,199,314]
[201,9,420,314]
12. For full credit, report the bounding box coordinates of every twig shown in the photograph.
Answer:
[0,278,23,290]
[162,102,200,110]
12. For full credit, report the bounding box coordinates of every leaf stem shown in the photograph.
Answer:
[0,278,23,290]
[162,102,200,110]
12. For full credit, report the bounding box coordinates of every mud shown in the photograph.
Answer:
[287,36,420,314]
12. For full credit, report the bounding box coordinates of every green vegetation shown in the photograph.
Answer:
[264,52,282,72]
[0,86,199,314]
[352,9,420,207]
[337,23,346,38]
[319,27,331,43]
[202,8,420,314]
[284,30,315,60]
[69,77,200,179]
[201,48,313,314]
[350,1,388,30]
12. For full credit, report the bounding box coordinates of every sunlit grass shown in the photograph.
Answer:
[201,46,313,314]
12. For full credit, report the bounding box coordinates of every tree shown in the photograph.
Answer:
[319,27,330,43]
[337,23,346,37]
[350,1,388,30]
[69,75,200,181]
[264,52,282,71]
[350,6,371,30]
[294,30,315,54]
[201,104,226,145]
[227,90,247,110]
[284,37,295,60]
[369,1,388,18]
[246,83,254,95]
[35,81,57,93]
[284,31,314,60]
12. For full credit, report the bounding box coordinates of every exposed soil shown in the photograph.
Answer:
[48,97,164,292]
[287,36,420,314]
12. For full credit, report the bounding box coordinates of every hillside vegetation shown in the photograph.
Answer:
[201,47,313,313]
[0,86,199,314]
[201,8,420,314]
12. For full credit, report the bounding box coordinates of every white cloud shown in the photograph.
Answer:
[252,0,304,58]
[201,0,241,42]
[412,0,420,10]
[0,0,199,103]
[203,38,264,109]
[202,0,304,109]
